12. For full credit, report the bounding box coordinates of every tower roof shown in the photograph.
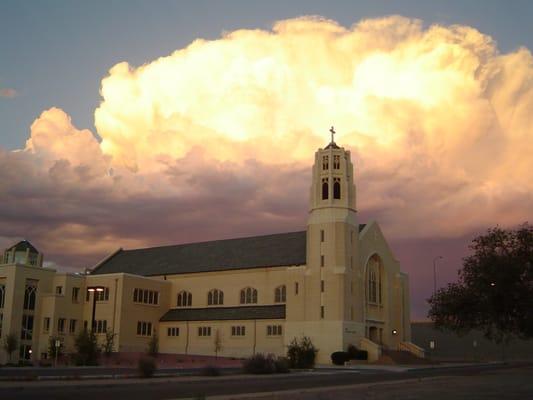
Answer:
[5,240,39,254]
[324,141,340,149]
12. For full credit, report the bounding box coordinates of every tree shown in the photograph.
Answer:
[428,223,533,343]
[103,330,116,356]
[3,333,18,363]
[74,329,99,365]
[287,336,318,368]
[213,329,222,358]
[147,331,159,357]
[48,336,63,359]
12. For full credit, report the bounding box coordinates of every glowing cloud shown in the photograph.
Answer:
[1,16,532,271]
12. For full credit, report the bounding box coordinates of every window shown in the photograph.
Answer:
[322,155,329,170]
[321,178,328,200]
[21,315,34,340]
[320,230,324,242]
[274,285,286,303]
[95,287,109,301]
[0,313,3,338]
[72,287,80,302]
[333,155,340,169]
[134,288,160,305]
[267,325,282,336]
[231,326,246,336]
[0,284,5,308]
[295,282,299,295]
[69,319,77,334]
[58,318,66,333]
[86,290,90,302]
[333,178,341,199]
[23,283,37,310]
[198,326,211,337]
[368,258,382,305]
[43,317,50,333]
[321,280,325,293]
[55,286,63,295]
[207,289,224,306]
[240,287,258,304]
[177,291,192,307]
[167,327,179,337]
[94,320,107,334]
[320,255,325,267]
[137,321,152,336]
[320,306,325,319]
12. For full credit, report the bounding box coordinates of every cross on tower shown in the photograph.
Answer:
[329,126,336,143]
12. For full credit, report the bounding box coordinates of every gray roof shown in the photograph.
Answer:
[6,240,39,254]
[92,226,366,277]
[160,305,286,322]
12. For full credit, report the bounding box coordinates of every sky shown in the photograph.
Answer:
[1,0,532,319]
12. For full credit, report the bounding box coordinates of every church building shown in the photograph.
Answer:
[0,137,417,364]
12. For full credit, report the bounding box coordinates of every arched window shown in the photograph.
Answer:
[274,285,286,303]
[333,155,340,169]
[333,178,341,199]
[177,291,192,307]
[23,284,37,310]
[367,256,382,304]
[322,156,329,170]
[322,178,328,200]
[240,287,258,304]
[369,270,377,303]
[207,289,224,305]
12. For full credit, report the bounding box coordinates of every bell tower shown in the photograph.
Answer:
[303,127,361,359]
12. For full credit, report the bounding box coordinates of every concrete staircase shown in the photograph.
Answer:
[376,349,433,365]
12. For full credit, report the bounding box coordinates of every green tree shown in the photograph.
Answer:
[74,329,99,365]
[3,333,18,363]
[287,336,318,368]
[428,223,533,343]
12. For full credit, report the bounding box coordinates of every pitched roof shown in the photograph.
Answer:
[5,240,39,254]
[92,231,307,276]
[91,225,366,277]
[160,305,286,322]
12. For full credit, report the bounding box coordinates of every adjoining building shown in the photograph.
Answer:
[0,138,418,364]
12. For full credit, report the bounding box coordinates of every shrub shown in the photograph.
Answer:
[147,332,159,356]
[103,330,116,356]
[274,357,290,373]
[138,356,157,378]
[48,336,63,359]
[73,329,99,366]
[287,336,318,369]
[352,350,368,360]
[347,345,358,359]
[331,351,350,365]
[243,353,276,374]
[201,365,221,376]
[3,333,18,363]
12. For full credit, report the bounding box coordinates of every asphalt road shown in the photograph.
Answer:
[0,364,529,400]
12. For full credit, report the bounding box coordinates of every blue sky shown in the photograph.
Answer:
[1,0,532,150]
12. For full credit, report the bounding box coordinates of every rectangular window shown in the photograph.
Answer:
[320,230,324,242]
[137,321,152,336]
[72,287,80,302]
[320,306,325,319]
[231,326,245,336]
[69,319,77,334]
[167,327,179,336]
[266,325,282,336]
[0,284,5,308]
[333,155,340,169]
[0,313,3,338]
[96,287,109,302]
[57,318,66,333]
[320,255,325,267]
[55,286,63,295]
[321,280,325,293]
[95,319,107,334]
[84,320,88,330]
[295,282,299,295]
[43,317,50,333]
[198,326,211,337]
[86,290,90,302]
[133,288,160,305]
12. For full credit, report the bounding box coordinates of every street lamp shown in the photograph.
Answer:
[87,286,105,332]
[433,256,443,295]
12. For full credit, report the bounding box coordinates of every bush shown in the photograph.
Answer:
[346,345,368,360]
[201,365,221,376]
[287,336,318,369]
[147,332,159,357]
[331,351,350,365]
[73,329,99,366]
[243,353,276,374]
[274,357,290,373]
[138,356,157,378]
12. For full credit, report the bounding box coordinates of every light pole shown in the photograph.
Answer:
[433,256,443,295]
[87,286,105,332]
